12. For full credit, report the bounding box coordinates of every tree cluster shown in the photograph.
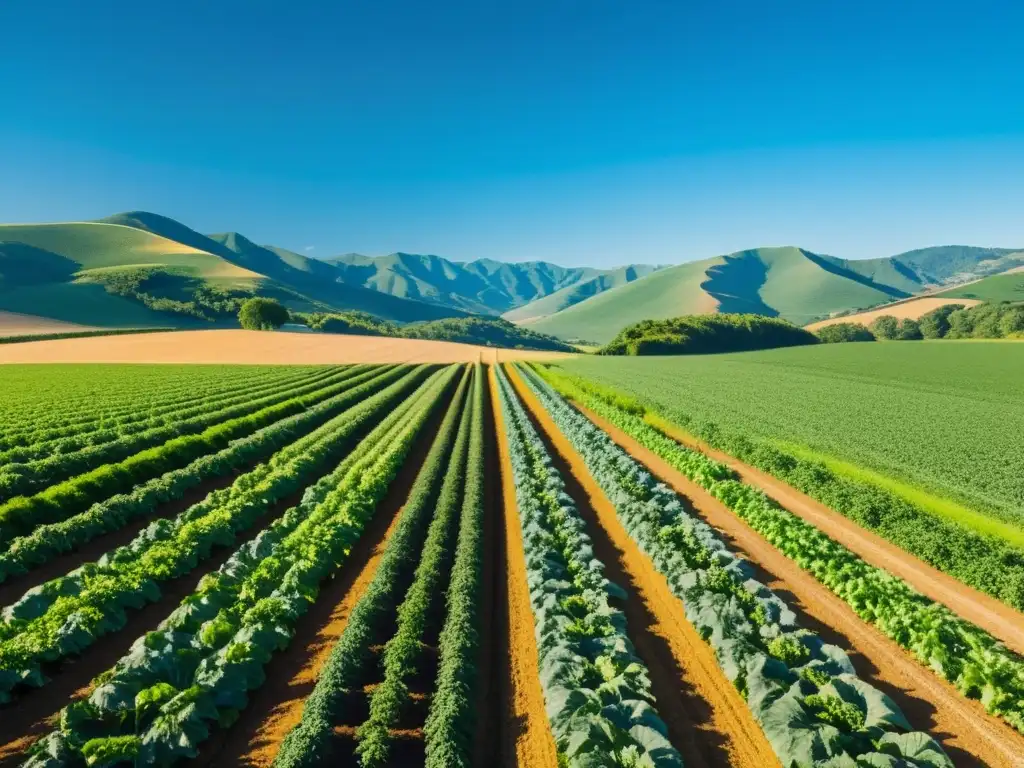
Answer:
[600,313,818,355]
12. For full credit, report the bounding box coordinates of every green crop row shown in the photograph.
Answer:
[23,365,461,766]
[495,365,683,768]
[0,365,386,546]
[528,362,1024,740]
[273,368,474,768]
[423,364,487,768]
[515,363,953,768]
[0,365,432,703]
[355,365,481,766]
[0,366,307,445]
[0,366,360,504]
[0,366,336,467]
[0,369,391,585]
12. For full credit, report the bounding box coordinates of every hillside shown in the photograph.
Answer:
[0,213,465,330]
[937,269,1024,303]
[528,247,900,343]
[502,264,661,322]
[326,252,637,315]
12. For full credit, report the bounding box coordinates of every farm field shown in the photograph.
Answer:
[556,343,1024,529]
[0,312,97,337]
[0,329,572,365]
[0,359,1021,767]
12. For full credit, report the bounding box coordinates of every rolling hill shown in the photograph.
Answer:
[0,213,466,329]
[524,245,1024,343]
[937,269,1024,303]
[501,264,661,322]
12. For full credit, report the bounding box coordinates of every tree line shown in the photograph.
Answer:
[816,301,1024,343]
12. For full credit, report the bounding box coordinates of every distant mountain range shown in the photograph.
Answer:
[1,210,1021,343]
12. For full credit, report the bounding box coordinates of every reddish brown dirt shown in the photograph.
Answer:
[489,367,560,768]
[0,484,308,766]
[194,389,452,767]
[0,329,573,365]
[646,414,1024,656]
[507,367,781,768]
[578,403,1024,768]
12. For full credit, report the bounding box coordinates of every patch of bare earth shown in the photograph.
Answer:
[580,404,1024,768]
[807,297,983,330]
[489,367,560,768]
[506,367,780,768]
[0,329,574,365]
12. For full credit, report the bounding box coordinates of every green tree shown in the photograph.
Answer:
[896,318,923,340]
[869,315,900,340]
[999,307,1024,337]
[815,323,875,343]
[238,297,289,330]
[918,303,963,339]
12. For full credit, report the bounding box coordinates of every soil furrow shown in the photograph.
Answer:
[489,367,560,768]
[580,403,1024,768]
[507,366,781,768]
[650,415,1024,654]
[193,388,452,768]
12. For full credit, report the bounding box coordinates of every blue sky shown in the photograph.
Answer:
[1,0,1022,266]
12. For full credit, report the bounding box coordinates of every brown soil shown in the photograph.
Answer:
[806,297,983,330]
[0,329,574,365]
[579,403,1024,768]
[194,387,452,767]
[489,367,560,768]
[506,366,781,768]
[0,484,307,766]
[647,416,1024,656]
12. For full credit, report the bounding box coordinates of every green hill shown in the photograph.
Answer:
[528,247,900,343]
[327,252,610,315]
[502,264,661,322]
[0,213,466,329]
[937,271,1024,303]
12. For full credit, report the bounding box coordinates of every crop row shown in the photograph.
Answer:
[0,364,388,547]
[0,365,434,703]
[0,366,310,446]
[0,369,398,584]
[0,366,337,467]
[495,365,683,767]
[514,363,953,768]
[23,364,462,766]
[0,366,361,504]
[273,366,475,768]
[528,363,1024,739]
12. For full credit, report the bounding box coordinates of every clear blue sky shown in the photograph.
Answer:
[2,0,1022,266]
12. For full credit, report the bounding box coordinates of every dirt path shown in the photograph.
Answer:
[506,367,781,768]
[193,390,452,768]
[646,415,1024,655]
[489,367,560,768]
[578,404,1024,768]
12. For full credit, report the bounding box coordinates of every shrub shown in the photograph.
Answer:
[896,318,923,340]
[601,313,818,356]
[238,298,290,330]
[868,315,900,340]
[815,323,875,343]
[918,304,964,338]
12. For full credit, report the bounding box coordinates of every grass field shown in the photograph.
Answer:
[938,270,1024,302]
[556,342,1024,527]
